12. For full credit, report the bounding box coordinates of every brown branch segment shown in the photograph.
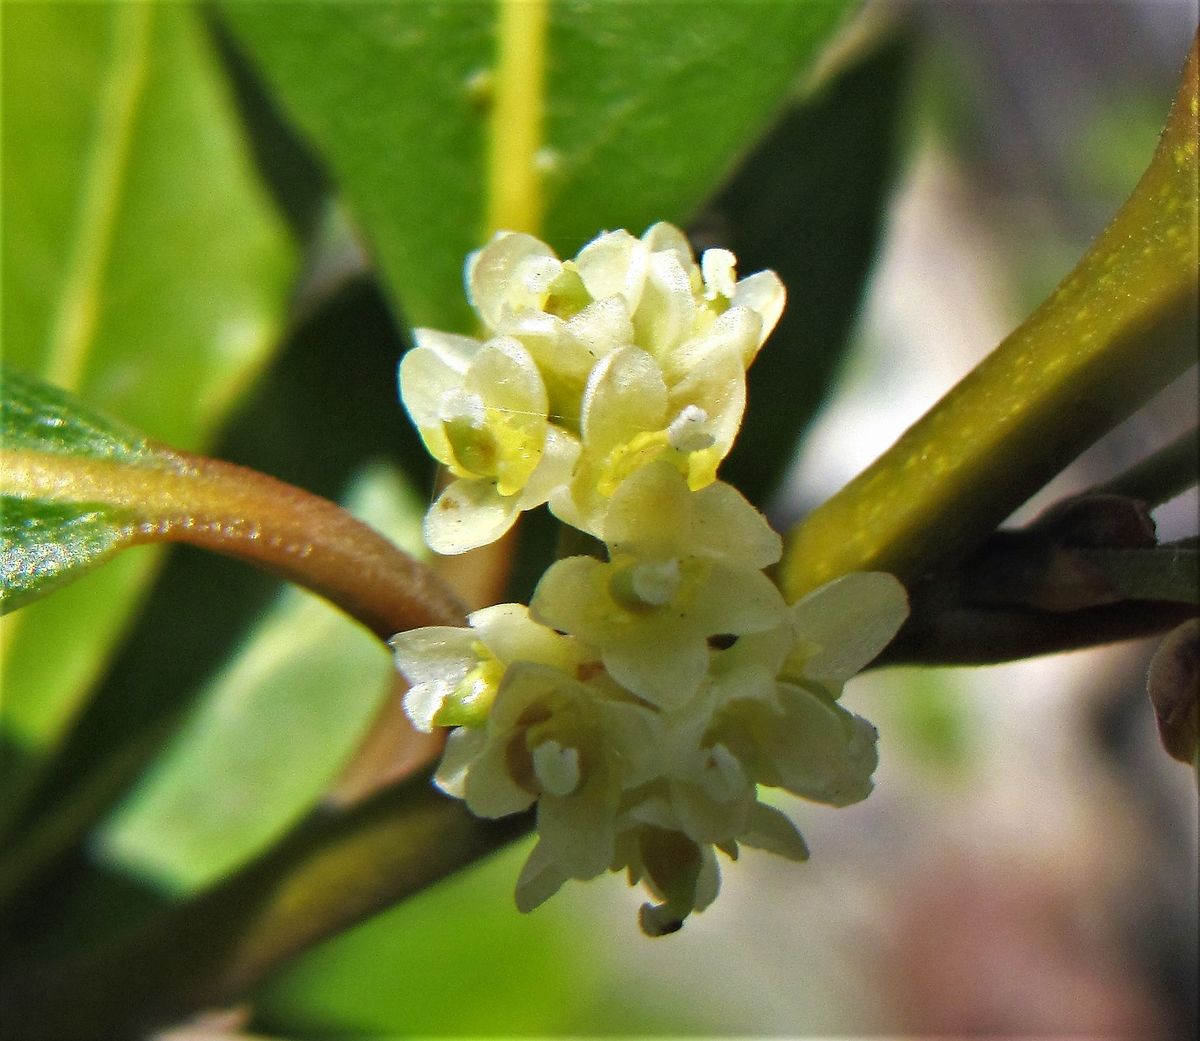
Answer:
[2,446,465,638]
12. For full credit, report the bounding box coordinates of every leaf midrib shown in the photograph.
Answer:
[43,2,153,391]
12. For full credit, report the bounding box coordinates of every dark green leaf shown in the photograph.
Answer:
[220,0,854,330]
[718,33,915,505]
[1,364,159,614]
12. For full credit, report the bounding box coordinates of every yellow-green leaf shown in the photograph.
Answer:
[2,0,296,749]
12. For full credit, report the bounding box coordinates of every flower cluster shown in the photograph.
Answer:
[394,226,908,933]
[399,223,784,553]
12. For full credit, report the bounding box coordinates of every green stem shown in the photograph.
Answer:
[1,446,465,639]
[1089,427,1199,507]
[877,588,1195,667]
[780,34,1199,599]
[1082,544,1200,603]
[0,776,532,1039]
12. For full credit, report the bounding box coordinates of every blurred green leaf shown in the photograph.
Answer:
[220,0,853,331]
[254,842,601,1037]
[0,278,431,938]
[539,1,854,254]
[1,1,295,751]
[97,463,424,894]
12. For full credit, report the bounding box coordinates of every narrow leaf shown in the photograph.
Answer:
[1,366,159,610]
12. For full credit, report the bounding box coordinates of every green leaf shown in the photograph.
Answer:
[219,0,853,331]
[255,843,598,1036]
[97,464,425,894]
[539,1,853,251]
[1,364,161,614]
[1,1,295,749]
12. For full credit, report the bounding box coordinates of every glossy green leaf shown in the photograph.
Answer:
[220,0,854,331]
[1,1,295,748]
[97,463,424,894]
[1,365,157,614]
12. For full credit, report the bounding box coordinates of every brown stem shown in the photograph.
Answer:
[3,446,466,637]
[878,584,1196,667]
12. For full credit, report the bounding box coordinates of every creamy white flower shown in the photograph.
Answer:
[549,344,748,536]
[400,224,785,553]
[390,603,585,731]
[392,224,912,936]
[399,331,582,553]
[532,463,786,708]
[439,661,660,885]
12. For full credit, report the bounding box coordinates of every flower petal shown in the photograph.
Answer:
[633,249,697,357]
[579,346,667,456]
[603,461,692,559]
[515,840,571,912]
[732,269,786,347]
[770,684,879,806]
[516,424,581,511]
[688,479,782,569]
[434,726,488,798]
[467,231,560,329]
[410,328,481,373]
[390,626,478,730]
[602,624,710,710]
[688,562,788,637]
[575,229,648,310]
[462,737,538,817]
[739,802,809,862]
[469,602,582,673]
[423,478,521,555]
[788,572,909,683]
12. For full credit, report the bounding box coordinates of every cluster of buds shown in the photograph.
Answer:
[394,225,907,933]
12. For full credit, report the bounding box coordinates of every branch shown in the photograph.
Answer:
[1088,426,1199,507]
[877,504,1198,666]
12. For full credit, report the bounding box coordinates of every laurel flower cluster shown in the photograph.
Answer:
[399,223,785,553]
[394,226,908,934]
